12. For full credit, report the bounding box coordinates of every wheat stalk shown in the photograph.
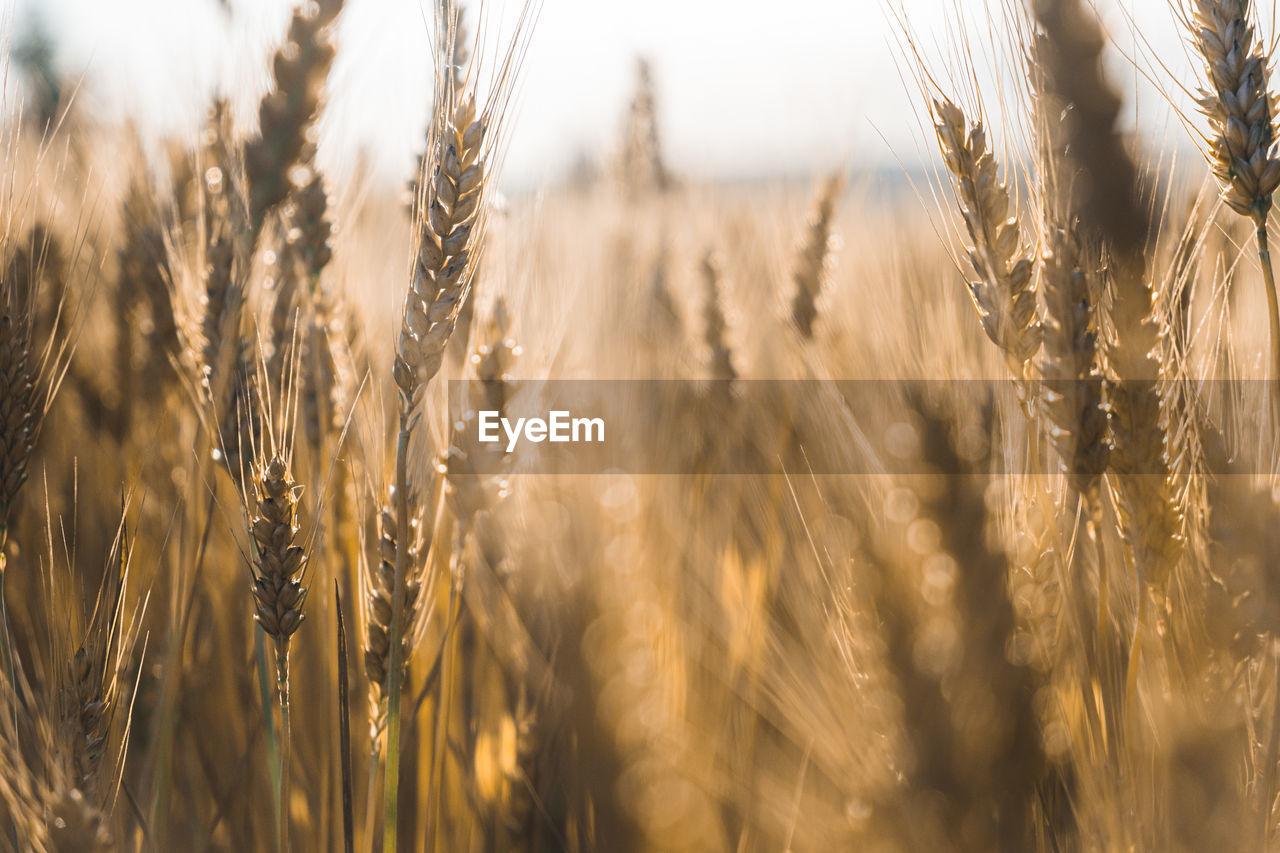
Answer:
[62,648,108,787]
[1034,0,1185,712]
[248,455,308,853]
[913,400,1046,849]
[384,78,486,853]
[380,2,537,844]
[1036,222,1118,692]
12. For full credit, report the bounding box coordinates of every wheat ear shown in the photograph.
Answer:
[251,457,308,647]
[363,507,421,719]
[790,172,843,338]
[1039,228,1110,511]
[245,0,345,233]
[475,297,517,418]
[446,299,518,529]
[932,98,1042,390]
[621,58,671,194]
[118,181,178,394]
[1185,0,1280,380]
[410,0,472,218]
[267,151,336,437]
[395,95,487,404]
[0,294,36,537]
[187,110,253,481]
[700,251,737,383]
[0,226,59,697]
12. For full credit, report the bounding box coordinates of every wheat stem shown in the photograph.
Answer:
[246,455,307,852]
[1125,586,1147,715]
[0,527,12,679]
[1091,527,1116,759]
[1093,524,1108,632]
[363,742,381,853]
[1254,214,1280,386]
[256,626,283,853]
[336,582,355,853]
[278,646,292,853]
[425,580,461,851]
[384,413,412,853]
[0,545,16,731]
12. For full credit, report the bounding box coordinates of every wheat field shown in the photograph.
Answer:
[2,0,1280,850]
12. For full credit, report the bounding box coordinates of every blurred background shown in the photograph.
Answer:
[2,1,1278,850]
[0,0,1202,192]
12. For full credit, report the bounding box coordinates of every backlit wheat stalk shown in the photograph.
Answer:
[932,98,1042,395]
[1184,0,1280,382]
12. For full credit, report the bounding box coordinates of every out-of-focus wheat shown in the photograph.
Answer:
[790,173,843,339]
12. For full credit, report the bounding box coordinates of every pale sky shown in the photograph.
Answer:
[0,0,1207,190]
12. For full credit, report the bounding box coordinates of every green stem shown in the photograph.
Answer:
[147,453,219,846]
[0,558,18,736]
[278,642,292,853]
[1125,585,1146,716]
[0,534,19,853]
[1254,216,1280,390]
[336,582,356,853]
[364,740,382,853]
[256,626,282,853]
[1096,530,1109,665]
[1091,520,1118,761]
[425,583,459,852]
[0,527,16,702]
[384,410,413,853]
[1264,650,1280,850]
